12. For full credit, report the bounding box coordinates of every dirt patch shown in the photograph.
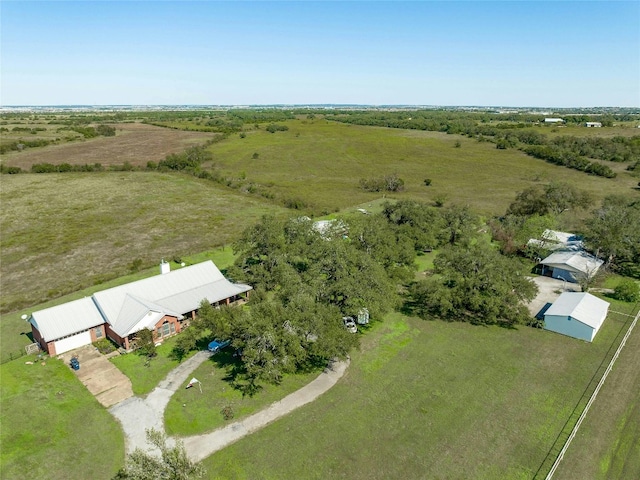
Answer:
[1,123,216,169]
[60,345,133,407]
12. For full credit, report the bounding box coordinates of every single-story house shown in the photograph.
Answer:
[544,292,610,342]
[29,260,252,355]
[539,250,604,283]
[585,122,602,128]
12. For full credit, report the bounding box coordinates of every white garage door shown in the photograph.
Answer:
[54,331,92,355]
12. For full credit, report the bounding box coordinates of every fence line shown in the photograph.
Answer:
[545,308,640,480]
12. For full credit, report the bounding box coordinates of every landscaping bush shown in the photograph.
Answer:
[94,338,117,354]
[613,279,640,302]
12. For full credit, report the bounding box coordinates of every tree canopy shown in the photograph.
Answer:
[409,241,538,326]
[585,195,640,278]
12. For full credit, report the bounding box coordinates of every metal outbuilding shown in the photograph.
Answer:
[543,292,610,342]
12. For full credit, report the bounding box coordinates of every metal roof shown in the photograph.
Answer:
[93,261,251,337]
[544,292,609,330]
[107,294,184,338]
[540,250,603,276]
[31,260,252,341]
[29,297,105,342]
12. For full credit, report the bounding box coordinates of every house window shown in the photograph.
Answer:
[156,327,163,338]
[95,327,103,338]
[170,322,176,334]
[162,323,170,336]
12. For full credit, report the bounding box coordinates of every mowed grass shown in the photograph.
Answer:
[208,120,639,216]
[201,311,632,479]
[165,351,321,436]
[0,172,287,315]
[0,356,124,480]
[554,305,640,480]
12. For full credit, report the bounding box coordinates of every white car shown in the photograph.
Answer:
[342,316,357,333]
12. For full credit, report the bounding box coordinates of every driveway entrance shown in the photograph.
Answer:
[59,345,133,407]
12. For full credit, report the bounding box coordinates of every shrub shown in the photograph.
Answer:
[94,338,117,354]
[613,279,640,302]
[221,405,235,420]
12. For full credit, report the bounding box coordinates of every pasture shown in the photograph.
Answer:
[0,122,214,169]
[206,120,638,216]
[0,172,287,316]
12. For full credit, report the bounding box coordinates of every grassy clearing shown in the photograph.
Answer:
[165,350,321,436]
[0,355,124,480]
[208,120,639,216]
[201,309,633,479]
[0,171,286,315]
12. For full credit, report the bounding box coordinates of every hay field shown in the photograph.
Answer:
[0,122,215,169]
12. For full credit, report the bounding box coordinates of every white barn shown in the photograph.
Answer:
[544,292,610,342]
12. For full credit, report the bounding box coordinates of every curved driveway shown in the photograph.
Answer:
[108,352,349,460]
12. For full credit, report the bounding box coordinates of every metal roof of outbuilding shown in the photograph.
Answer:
[544,292,610,330]
[540,250,604,276]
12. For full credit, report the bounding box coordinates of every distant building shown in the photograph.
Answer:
[544,118,564,124]
[585,122,602,128]
[544,292,609,342]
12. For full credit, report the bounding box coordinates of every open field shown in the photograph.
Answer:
[0,172,287,316]
[0,122,214,169]
[207,120,639,216]
[201,309,638,479]
[0,354,124,480]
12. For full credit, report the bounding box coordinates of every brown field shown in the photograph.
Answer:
[0,123,216,169]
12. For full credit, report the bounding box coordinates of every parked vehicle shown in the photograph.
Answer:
[208,339,231,353]
[342,316,357,334]
[69,356,80,370]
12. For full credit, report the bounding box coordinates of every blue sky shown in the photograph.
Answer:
[1,1,638,107]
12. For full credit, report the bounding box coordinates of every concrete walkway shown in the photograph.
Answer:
[108,351,349,459]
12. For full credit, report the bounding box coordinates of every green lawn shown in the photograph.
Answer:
[0,355,124,480]
[109,335,197,396]
[165,350,321,436]
[201,310,633,479]
[553,302,640,480]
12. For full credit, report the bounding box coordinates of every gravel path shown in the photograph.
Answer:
[108,351,349,460]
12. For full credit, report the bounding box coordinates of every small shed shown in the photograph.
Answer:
[544,292,609,342]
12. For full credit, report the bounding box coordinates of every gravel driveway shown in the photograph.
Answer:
[108,350,349,459]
